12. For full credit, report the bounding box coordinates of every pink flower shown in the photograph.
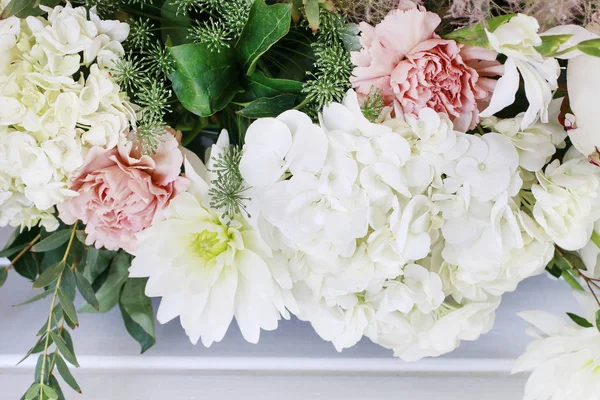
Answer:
[350,5,503,131]
[58,131,188,253]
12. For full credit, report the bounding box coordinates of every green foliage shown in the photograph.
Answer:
[1,0,60,18]
[444,14,517,47]
[119,278,156,353]
[578,38,600,57]
[361,90,384,122]
[126,18,155,51]
[535,34,574,57]
[0,267,7,288]
[567,312,594,328]
[208,145,251,220]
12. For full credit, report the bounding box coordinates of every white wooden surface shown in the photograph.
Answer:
[0,227,578,399]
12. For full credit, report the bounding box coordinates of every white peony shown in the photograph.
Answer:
[130,146,292,346]
[480,14,560,129]
[514,293,600,400]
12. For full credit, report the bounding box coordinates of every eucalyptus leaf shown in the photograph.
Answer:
[49,331,79,367]
[17,334,52,365]
[57,288,78,327]
[0,0,35,19]
[32,230,71,253]
[119,278,155,353]
[13,251,39,281]
[75,270,99,311]
[23,382,40,400]
[554,249,587,272]
[169,43,242,117]
[34,354,50,384]
[80,251,130,313]
[48,375,66,400]
[0,267,7,288]
[33,262,65,289]
[14,289,52,307]
[237,0,292,74]
[596,310,600,333]
[0,243,28,258]
[60,266,76,301]
[84,248,112,284]
[567,312,593,328]
[42,384,58,399]
[239,94,299,118]
[54,354,81,393]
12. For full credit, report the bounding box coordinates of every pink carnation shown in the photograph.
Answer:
[58,131,189,253]
[350,5,503,131]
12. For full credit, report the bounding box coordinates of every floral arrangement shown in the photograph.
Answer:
[2,0,600,399]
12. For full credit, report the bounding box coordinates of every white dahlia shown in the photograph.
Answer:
[130,137,292,347]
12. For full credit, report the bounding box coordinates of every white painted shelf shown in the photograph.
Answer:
[0,227,578,399]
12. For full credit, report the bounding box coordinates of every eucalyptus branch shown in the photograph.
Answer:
[555,246,600,308]
[7,234,41,270]
[38,224,78,397]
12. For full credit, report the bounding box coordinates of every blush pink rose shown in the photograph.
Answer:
[58,131,189,253]
[350,5,503,131]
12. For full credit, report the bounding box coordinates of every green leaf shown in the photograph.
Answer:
[236,71,304,102]
[160,0,192,46]
[237,0,292,74]
[1,0,35,18]
[80,252,130,313]
[60,266,76,301]
[0,267,7,288]
[239,94,299,118]
[32,230,71,253]
[33,262,65,289]
[119,278,156,353]
[23,382,41,400]
[13,251,39,281]
[0,242,28,258]
[578,38,600,57]
[561,270,584,291]
[75,270,99,311]
[567,312,593,328]
[49,331,79,367]
[445,14,516,47]
[75,230,87,245]
[57,288,78,326]
[42,384,58,399]
[554,249,587,272]
[17,333,51,365]
[596,310,600,333]
[83,248,113,284]
[48,375,66,400]
[34,354,50,384]
[14,289,52,306]
[304,0,320,32]
[169,43,243,117]
[535,34,573,56]
[54,355,81,393]
[592,231,600,249]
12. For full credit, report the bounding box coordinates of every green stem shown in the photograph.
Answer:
[38,224,78,394]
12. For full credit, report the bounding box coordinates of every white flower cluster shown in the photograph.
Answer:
[514,292,600,400]
[0,3,135,231]
[239,90,556,360]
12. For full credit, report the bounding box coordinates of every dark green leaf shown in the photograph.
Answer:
[48,375,66,400]
[83,248,112,284]
[17,333,51,365]
[596,310,600,333]
[33,262,65,289]
[54,355,81,393]
[535,34,573,56]
[444,14,516,47]
[236,71,303,102]
[120,279,155,336]
[0,267,7,288]
[75,270,99,311]
[237,0,292,74]
[578,38,600,57]
[75,230,86,245]
[554,249,587,272]
[0,242,28,258]
[160,0,192,46]
[23,382,40,400]
[340,23,361,52]
[14,289,52,307]
[13,251,39,281]
[49,331,78,367]
[57,288,78,326]
[567,312,593,328]
[239,94,299,118]
[1,0,35,18]
[42,384,58,399]
[32,230,71,253]
[34,353,51,384]
[119,301,156,354]
[59,266,76,301]
[80,252,130,313]
[169,43,242,117]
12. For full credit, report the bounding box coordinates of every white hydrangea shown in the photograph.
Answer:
[532,148,600,250]
[0,3,135,230]
[241,90,553,359]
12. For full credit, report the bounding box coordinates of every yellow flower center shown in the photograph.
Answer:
[193,230,228,261]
